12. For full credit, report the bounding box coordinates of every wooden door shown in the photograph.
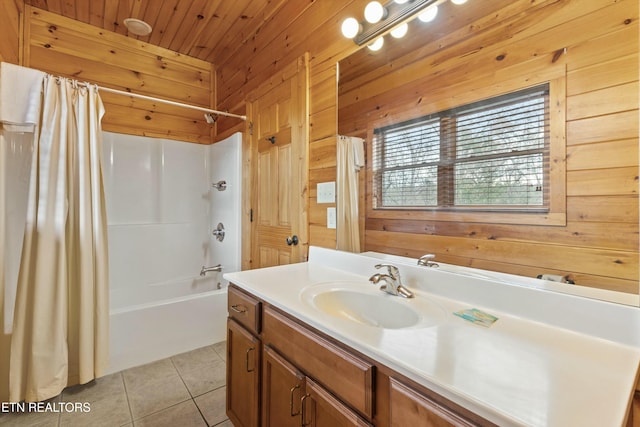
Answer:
[262,346,305,427]
[302,377,373,427]
[247,54,309,269]
[227,318,261,427]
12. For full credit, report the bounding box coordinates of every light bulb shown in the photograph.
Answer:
[418,6,438,22]
[390,23,408,38]
[341,17,360,39]
[367,36,384,51]
[364,1,385,24]
[394,0,409,3]
[451,0,468,4]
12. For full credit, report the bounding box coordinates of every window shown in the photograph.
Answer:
[373,84,550,211]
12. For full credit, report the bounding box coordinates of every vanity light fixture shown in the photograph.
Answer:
[390,22,408,38]
[341,17,361,39]
[418,5,438,22]
[368,37,385,51]
[364,1,387,24]
[341,0,467,47]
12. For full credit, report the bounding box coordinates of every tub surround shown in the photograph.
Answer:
[225,246,640,426]
[103,132,241,374]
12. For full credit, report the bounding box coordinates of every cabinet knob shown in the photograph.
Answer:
[286,235,299,246]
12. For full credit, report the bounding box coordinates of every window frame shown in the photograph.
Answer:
[366,76,566,226]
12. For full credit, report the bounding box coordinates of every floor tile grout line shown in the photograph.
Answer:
[132,398,204,425]
[128,394,194,423]
[190,383,226,400]
[192,386,229,427]
[120,371,136,425]
[170,357,196,400]
[192,397,211,427]
[169,357,210,426]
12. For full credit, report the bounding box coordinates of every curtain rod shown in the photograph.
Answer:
[98,86,247,121]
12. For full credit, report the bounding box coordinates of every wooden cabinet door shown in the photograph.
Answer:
[302,377,372,427]
[389,378,475,427]
[247,54,309,269]
[262,346,305,427]
[227,318,261,427]
[263,306,374,419]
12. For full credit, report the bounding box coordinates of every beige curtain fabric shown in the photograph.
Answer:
[9,76,109,402]
[336,136,364,253]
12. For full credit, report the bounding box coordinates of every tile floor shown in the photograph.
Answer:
[0,341,232,427]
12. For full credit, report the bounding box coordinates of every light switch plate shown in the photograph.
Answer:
[317,181,336,204]
[327,207,336,229]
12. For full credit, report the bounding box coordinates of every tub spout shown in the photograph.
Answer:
[200,264,222,276]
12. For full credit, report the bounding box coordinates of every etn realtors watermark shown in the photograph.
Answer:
[1,401,91,413]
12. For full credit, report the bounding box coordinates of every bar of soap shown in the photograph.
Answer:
[454,308,498,327]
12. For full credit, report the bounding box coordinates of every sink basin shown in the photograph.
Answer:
[300,281,446,329]
[313,289,420,329]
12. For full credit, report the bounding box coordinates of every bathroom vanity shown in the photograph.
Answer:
[224,247,640,427]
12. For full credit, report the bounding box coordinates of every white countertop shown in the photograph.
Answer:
[224,247,640,427]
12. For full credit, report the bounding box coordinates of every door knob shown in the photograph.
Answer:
[286,235,299,246]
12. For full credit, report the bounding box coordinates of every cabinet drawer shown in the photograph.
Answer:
[389,377,477,427]
[263,305,374,420]
[305,377,373,427]
[228,284,261,335]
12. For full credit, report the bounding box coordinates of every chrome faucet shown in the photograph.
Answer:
[417,254,439,268]
[369,263,414,298]
[200,264,222,276]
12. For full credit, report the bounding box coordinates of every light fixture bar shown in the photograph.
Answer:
[354,0,442,46]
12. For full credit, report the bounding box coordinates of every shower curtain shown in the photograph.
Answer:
[7,75,109,402]
[336,135,365,252]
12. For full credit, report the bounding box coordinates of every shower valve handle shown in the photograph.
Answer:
[212,222,225,242]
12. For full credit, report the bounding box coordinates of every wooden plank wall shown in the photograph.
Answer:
[7,0,634,293]
[0,0,22,64]
[216,0,369,249]
[338,0,638,293]
[215,0,638,294]
[23,7,214,144]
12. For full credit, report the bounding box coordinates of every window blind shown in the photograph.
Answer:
[373,84,550,210]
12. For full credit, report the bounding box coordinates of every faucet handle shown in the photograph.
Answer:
[374,263,400,279]
[417,254,438,268]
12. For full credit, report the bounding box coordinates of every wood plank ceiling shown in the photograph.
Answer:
[23,0,282,66]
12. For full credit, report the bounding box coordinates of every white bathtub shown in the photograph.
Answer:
[102,131,241,374]
[106,277,228,374]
